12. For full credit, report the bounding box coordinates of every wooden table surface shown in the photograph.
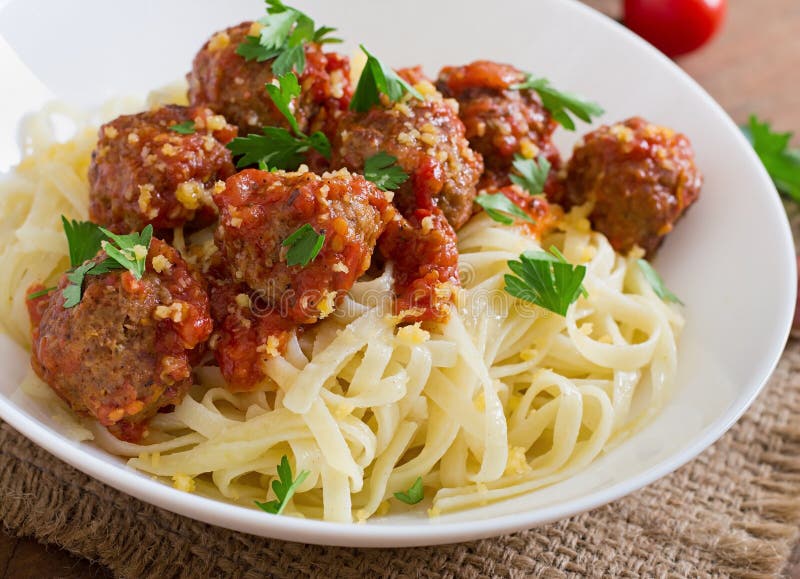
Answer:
[2,1,799,577]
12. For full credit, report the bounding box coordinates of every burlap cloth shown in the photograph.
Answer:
[2,343,800,578]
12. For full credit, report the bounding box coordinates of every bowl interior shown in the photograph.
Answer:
[0,0,794,547]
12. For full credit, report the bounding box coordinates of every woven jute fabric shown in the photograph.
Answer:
[2,344,800,578]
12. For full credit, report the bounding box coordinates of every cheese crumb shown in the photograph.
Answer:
[127,132,140,145]
[152,254,173,273]
[397,322,430,345]
[256,334,281,357]
[317,290,337,319]
[332,261,349,274]
[172,474,196,493]
[519,138,539,159]
[137,184,158,219]
[103,126,119,139]
[235,293,251,309]
[155,302,187,322]
[504,446,531,476]
[208,31,230,51]
[212,180,226,195]
[420,216,434,235]
[175,181,209,210]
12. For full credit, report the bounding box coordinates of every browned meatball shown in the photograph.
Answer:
[213,168,395,323]
[89,105,237,234]
[187,22,351,137]
[436,61,561,195]
[331,87,483,230]
[563,117,702,255]
[27,239,213,442]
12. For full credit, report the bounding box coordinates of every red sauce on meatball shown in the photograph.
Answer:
[378,208,460,323]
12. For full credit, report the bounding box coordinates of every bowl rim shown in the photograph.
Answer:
[0,0,795,548]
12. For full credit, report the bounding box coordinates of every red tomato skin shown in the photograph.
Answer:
[624,0,727,58]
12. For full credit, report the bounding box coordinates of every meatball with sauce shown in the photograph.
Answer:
[27,239,212,442]
[187,22,351,137]
[436,61,561,196]
[378,208,460,323]
[563,117,702,255]
[482,185,562,240]
[213,168,395,324]
[88,105,237,234]
[332,83,483,231]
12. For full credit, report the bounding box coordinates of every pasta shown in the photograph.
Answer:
[0,86,683,522]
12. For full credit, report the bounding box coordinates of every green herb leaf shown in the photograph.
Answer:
[636,259,683,305]
[510,155,551,196]
[393,477,424,505]
[26,286,56,300]
[350,45,423,112]
[61,217,106,268]
[237,1,339,75]
[62,261,99,308]
[265,73,302,134]
[169,121,196,135]
[98,225,154,280]
[254,455,310,515]
[363,152,409,192]
[504,248,588,316]
[227,126,330,170]
[475,192,533,225]
[511,75,604,131]
[282,223,325,267]
[742,115,800,202]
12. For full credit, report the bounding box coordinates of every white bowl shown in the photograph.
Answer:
[0,0,795,547]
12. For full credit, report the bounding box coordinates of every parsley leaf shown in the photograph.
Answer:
[227,127,329,170]
[742,115,800,202]
[394,477,424,505]
[636,259,683,305]
[511,75,604,131]
[237,1,339,75]
[350,45,423,112]
[227,73,330,170]
[61,217,106,268]
[254,455,310,515]
[266,73,302,134]
[169,121,196,135]
[98,225,154,280]
[26,286,56,300]
[62,262,99,308]
[504,248,588,316]
[363,152,409,191]
[510,155,551,196]
[282,223,325,267]
[475,192,533,225]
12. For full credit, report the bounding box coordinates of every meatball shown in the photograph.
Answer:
[213,168,394,323]
[378,208,459,323]
[206,257,297,391]
[28,239,212,441]
[436,61,561,195]
[331,88,483,230]
[187,22,351,137]
[563,117,702,255]
[89,105,237,234]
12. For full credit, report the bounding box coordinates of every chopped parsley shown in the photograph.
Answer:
[742,115,800,202]
[236,0,341,76]
[511,75,604,131]
[350,45,423,112]
[363,152,409,191]
[282,223,325,267]
[58,218,154,308]
[226,72,331,170]
[393,476,424,505]
[169,121,196,135]
[504,247,588,316]
[475,192,533,225]
[26,286,56,300]
[637,259,683,305]
[510,155,550,196]
[254,455,310,515]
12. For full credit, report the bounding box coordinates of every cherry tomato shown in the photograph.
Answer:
[624,0,727,58]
